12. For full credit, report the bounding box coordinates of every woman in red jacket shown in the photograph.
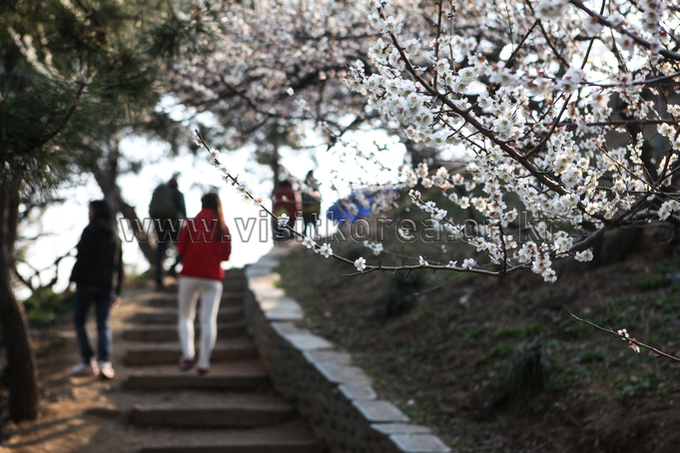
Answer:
[176,192,231,375]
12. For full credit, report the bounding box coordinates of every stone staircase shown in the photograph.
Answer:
[118,269,326,453]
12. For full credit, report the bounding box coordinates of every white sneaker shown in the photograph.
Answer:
[98,361,115,380]
[72,361,98,376]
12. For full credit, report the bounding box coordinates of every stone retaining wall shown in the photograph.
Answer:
[244,246,451,453]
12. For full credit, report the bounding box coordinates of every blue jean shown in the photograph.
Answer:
[73,286,114,364]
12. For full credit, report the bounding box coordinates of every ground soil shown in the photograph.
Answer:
[0,283,166,453]
[276,231,680,453]
[4,231,680,453]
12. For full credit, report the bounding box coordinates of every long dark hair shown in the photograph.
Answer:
[201,192,227,235]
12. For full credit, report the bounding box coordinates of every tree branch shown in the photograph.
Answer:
[568,311,680,363]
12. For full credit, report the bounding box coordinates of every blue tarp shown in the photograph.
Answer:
[326,188,397,225]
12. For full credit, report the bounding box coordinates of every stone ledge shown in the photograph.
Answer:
[258,296,304,321]
[338,383,376,401]
[304,350,352,365]
[371,423,432,435]
[244,246,451,453]
[272,322,334,351]
[352,400,410,423]
[390,434,452,453]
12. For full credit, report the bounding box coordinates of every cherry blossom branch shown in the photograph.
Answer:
[568,311,680,363]
[196,129,525,278]
[569,0,680,62]
[384,24,617,229]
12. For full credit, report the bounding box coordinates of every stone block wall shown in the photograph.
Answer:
[244,246,451,453]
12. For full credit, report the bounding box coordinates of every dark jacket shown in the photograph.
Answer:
[173,185,187,219]
[70,218,124,295]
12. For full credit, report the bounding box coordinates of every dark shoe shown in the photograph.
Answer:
[178,357,196,371]
[197,367,209,376]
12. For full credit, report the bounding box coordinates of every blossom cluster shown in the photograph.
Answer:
[182,0,680,283]
[618,328,641,354]
[338,0,680,281]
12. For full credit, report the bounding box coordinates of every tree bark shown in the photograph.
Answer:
[0,176,40,422]
[92,135,155,266]
[118,200,156,264]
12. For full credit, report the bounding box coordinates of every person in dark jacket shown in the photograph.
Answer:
[152,173,186,290]
[69,200,123,379]
[176,192,231,375]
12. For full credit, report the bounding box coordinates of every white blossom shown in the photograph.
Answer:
[462,258,476,269]
[319,243,333,258]
[658,199,680,220]
[557,68,585,92]
[574,249,594,262]
[277,213,290,227]
[364,241,384,255]
[302,237,316,249]
[535,0,570,20]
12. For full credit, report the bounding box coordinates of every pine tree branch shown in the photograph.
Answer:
[38,67,89,148]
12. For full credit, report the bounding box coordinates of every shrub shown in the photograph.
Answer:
[22,289,72,328]
[380,271,431,317]
[493,338,554,407]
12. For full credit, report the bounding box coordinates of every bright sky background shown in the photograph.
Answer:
[15,124,407,299]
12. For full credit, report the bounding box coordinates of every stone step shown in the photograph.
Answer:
[122,322,247,342]
[129,404,297,429]
[223,268,246,280]
[129,420,324,453]
[123,340,257,366]
[129,306,244,325]
[125,362,268,391]
[222,283,247,293]
[146,293,245,308]
[153,282,247,297]
[137,440,325,453]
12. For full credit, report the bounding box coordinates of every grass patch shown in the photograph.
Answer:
[551,364,590,391]
[638,258,680,291]
[559,317,594,339]
[493,322,543,339]
[577,350,608,363]
[480,342,515,363]
[614,372,660,403]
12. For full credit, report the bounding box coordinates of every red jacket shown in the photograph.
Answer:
[272,186,302,219]
[177,208,231,281]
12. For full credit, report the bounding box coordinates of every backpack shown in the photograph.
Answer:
[149,183,176,219]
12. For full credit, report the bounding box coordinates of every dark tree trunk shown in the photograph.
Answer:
[119,200,155,264]
[93,135,155,266]
[0,176,40,422]
[272,145,280,187]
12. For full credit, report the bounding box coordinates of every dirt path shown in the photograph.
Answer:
[2,283,156,453]
[1,277,322,453]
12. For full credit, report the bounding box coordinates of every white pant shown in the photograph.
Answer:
[177,276,223,369]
